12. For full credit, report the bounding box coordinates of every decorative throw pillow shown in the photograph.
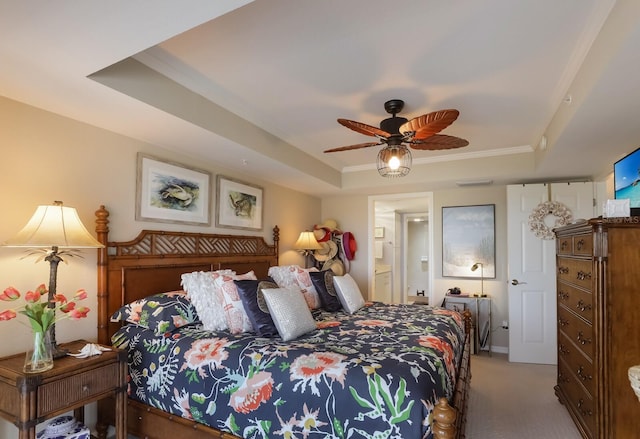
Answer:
[309,270,342,312]
[333,273,365,314]
[268,265,322,309]
[110,290,199,335]
[215,271,257,334]
[181,270,235,331]
[234,278,279,337]
[261,287,318,341]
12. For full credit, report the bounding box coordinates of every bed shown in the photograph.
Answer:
[93,205,471,439]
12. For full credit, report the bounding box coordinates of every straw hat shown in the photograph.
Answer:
[313,240,338,261]
[322,258,345,276]
[313,219,341,242]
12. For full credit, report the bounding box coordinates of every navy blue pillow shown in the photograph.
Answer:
[234,278,279,337]
[309,270,343,312]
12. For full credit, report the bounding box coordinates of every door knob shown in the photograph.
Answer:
[511,279,527,285]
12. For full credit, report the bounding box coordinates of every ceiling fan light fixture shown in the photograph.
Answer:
[377,145,411,178]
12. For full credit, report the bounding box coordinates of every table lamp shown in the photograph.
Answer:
[471,262,485,297]
[2,201,104,357]
[293,231,322,268]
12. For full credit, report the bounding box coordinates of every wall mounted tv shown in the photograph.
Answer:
[614,146,640,216]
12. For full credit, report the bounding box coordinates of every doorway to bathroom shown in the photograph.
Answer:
[369,192,433,304]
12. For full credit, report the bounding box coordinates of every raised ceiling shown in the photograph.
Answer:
[2,0,640,196]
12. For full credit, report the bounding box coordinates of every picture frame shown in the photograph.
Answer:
[442,204,495,278]
[374,227,385,238]
[216,175,263,231]
[136,153,211,225]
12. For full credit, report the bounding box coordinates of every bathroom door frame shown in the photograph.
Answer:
[369,192,434,304]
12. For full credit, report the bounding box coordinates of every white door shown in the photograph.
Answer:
[507,182,594,364]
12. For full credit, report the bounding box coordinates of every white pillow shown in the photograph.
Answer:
[214,271,257,334]
[181,270,234,331]
[262,287,317,341]
[333,274,365,314]
[268,265,322,309]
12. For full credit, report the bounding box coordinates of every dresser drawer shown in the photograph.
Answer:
[558,305,594,359]
[557,282,593,324]
[558,332,594,397]
[557,236,572,255]
[572,234,593,256]
[558,360,596,438]
[557,257,593,290]
[37,362,120,417]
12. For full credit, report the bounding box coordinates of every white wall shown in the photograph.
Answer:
[0,97,320,437]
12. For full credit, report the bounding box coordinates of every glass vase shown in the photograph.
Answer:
[23,329,54,373]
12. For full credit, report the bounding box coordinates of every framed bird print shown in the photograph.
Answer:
[216,175,264,231]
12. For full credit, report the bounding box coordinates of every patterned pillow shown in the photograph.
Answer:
[181,270,235,331]
[214,271,258,334]
[309,270,343,312]
[268,265,321,309]
[110,290,199,335]
[261,287,317,341]
[234,278,279,337]
[333,274,365,314]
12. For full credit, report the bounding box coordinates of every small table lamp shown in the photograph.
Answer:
[471,262,485,297]
[293,231,322,268]
[2,201,104,357]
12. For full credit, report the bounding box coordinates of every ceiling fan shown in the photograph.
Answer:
[324,99,469,154]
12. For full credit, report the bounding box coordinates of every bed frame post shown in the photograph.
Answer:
[95,205,110,346]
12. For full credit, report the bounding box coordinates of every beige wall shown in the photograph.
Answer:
[0,97,320,437]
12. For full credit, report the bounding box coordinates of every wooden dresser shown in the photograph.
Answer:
[554,218,640,438]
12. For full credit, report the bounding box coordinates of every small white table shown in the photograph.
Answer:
[443,295,492,355]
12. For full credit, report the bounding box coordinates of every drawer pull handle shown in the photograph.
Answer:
[576,366,592,382]
[82,385,89,392]
[558,318,569,327]
[577,331,592,345]
[558,343,570,355]
[560,241,569,251]
[577,399,593,417]
[558,267,569,274]
[576,239,585,250]
[558,291,569,301]
[576,300,592,312]
[576,271,592,281]
[558,372,570,383]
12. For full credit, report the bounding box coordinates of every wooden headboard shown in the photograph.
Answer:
[95,205,279,345]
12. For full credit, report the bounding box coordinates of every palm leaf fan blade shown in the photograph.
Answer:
[410,134,469,150]
[401,109,460,140]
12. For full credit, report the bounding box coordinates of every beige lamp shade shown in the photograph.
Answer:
[3,201,103,248]
[293,231,322,251]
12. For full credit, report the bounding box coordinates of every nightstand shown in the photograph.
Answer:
[0,339,127,439]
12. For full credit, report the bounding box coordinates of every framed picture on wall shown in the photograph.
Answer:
[136,153,211,225]
[442,204,495,278]
[215,175,263,231]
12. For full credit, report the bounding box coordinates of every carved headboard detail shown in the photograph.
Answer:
[94,205,279,345]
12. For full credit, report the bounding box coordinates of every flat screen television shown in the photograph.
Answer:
[614,146,640,216]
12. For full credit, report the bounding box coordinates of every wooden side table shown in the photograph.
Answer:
[0,339,127,439]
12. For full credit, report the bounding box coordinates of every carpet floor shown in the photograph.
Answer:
[465,353,582,438]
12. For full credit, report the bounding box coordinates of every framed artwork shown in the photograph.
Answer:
[216,175,263,231]
[374,227,385,238]
[136,153,211,225]
[442,204,495,278]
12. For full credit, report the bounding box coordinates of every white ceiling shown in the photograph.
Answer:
[2,0,640,197]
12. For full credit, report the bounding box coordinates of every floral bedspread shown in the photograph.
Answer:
[112,303,466,439]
